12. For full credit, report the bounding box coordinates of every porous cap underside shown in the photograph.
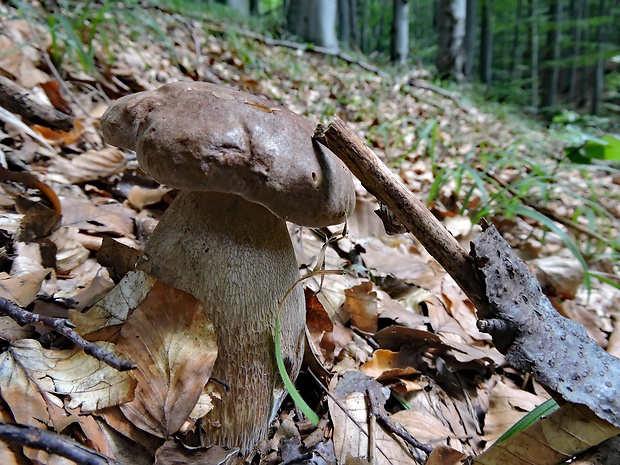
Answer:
[101,82,355,227]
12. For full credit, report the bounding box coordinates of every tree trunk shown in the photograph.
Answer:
[591,0,607,115]
[338,0,351,45]
[530,0,540,109]
[286,0,339,51]
[217,0,249,14]
[567,0,584,105]
[392,0,410,64]
[508,0,523,79]
[350,0,360,48]
[250,0,259,15]
[479,0,493,85]
[464,0,477,81]
[541,0,562,109]
[436,0,467,80]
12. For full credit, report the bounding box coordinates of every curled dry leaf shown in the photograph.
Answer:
[0,339,134,430]
[112,272,218,438]
[341,281,378,333]
[50,148,126,184]
[0,269,50,307]
[69,270,155,337]
[50,226,90,273]
[61,197,135,238]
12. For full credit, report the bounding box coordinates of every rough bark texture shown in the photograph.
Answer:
[391,0,410,64]
[137,192,305,454]
[472,225,620,429]
[286,0,339,51]
[436,0,467,80]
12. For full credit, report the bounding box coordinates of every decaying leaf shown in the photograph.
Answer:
[69,270,155,336]
[474,403,620,465]
[0,338,133,433]
[114,274,218,438]
[61,197,136,238]
[50,148,126,184]
[0,269,50,307]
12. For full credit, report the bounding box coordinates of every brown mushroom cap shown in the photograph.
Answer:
[101,82,355,227]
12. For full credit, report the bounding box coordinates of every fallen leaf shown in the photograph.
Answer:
[50,148,126,184]
[115,274,218,438]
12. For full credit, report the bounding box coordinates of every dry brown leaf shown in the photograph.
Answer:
[426,445,466,465]
[474,404,620,465]
[0,269,50,306]
[114,274,218,438]
[69,270,155,337]
[0,20,50,87]
[360,349,421,391]
[341,281,378,333]
[0,338,134,417]
[60,197,135,238]
[50,148,126,184]
[482,378,548,444]
[50,226,90,273]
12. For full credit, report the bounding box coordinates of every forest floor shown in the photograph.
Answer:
[0,2,619,465]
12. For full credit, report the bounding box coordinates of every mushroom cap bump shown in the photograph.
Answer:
[101,82,355,227]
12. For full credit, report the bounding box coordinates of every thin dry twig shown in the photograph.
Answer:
[0,296,136,371]
[0,422,120,465]
[366,387,433,456]
[314,116,490,317]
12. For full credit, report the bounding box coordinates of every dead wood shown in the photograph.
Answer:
[313,116,490,317]
[0,422,120,465]
[0,296,136,371]
[0,75,74,131]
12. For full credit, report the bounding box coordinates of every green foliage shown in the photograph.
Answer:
[11,0,174,75]
[493,398,560,445]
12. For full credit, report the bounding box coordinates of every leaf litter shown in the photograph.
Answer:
[0,2,617,464]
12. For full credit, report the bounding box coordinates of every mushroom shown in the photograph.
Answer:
[100,82,355,453]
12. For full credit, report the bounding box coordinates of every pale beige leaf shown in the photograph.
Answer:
[116,277,217,437]
[60,197,135,238]
[50,226,90,273]
[127,185,171,210]
[69,270,156,336]
[329,391,423,465]
[0,269,50,306]
[10,242,43,277]
[0,339,134,416]
[0,316,34,342]
[483,378,548,444]
[50,148,126,183]
[474,404,620,465]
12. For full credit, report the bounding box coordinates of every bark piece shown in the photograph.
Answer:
[471,224,620,429]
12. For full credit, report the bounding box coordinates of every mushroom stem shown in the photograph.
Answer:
[137,191,305,453]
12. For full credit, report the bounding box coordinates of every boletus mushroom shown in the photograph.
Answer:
[100,82,355,453]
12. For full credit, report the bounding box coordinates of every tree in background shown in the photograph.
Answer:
[436,0,467,80]
[216,0,249,14]
[391,0,409,64]
[286,0,339,51]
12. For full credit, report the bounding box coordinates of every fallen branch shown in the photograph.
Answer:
[313,116,490,317]
[0,76,74,131]
[0,297,136,371]
[0,422,120,465]
[408,79,472,113]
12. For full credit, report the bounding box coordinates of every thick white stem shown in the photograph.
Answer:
[137,191,305,453]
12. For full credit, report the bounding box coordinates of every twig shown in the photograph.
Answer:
[408,80,472,113]
[306,370,393,463]
[314,117,490,318]
[0,297,136,371]
[0,422,120,465]
[366,387,434,456]
[0,76,74,131]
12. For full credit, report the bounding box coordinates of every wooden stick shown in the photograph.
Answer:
[314,116,490,316]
